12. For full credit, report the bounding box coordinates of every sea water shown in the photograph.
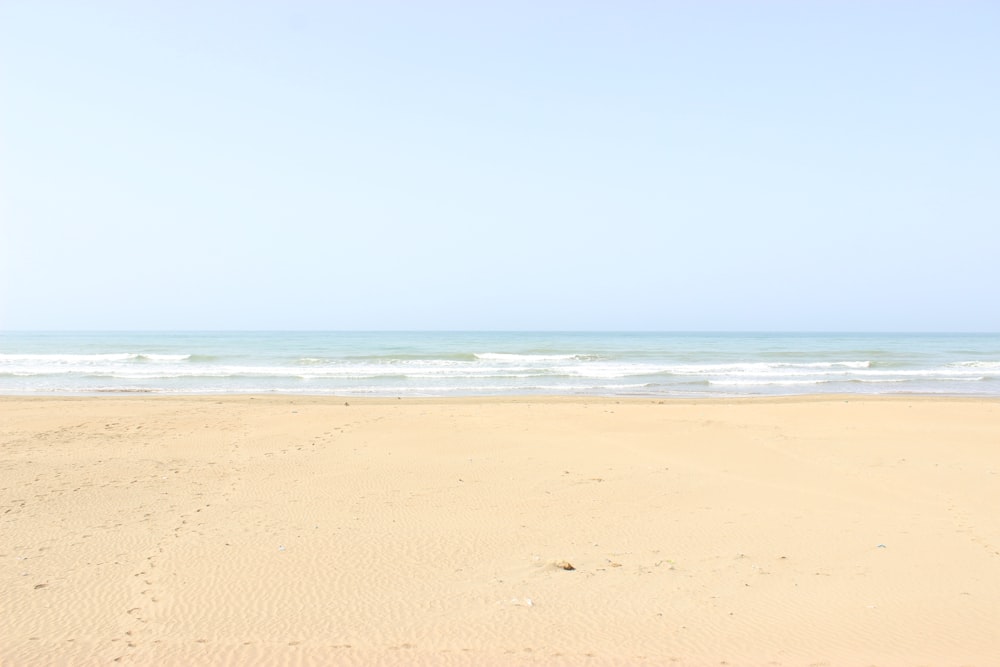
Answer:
[0,331,998,397]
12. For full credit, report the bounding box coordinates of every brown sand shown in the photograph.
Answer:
[1,395,998,666]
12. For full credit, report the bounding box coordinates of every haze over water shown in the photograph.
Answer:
[1,332,998,398]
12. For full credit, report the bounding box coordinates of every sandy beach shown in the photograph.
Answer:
[2,395,998,666]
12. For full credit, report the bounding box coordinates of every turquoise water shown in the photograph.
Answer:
[1,331,998,397]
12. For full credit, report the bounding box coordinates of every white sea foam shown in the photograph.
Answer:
[951,361,1000,369]
[473,353,594,362]
[0,352,191,364]
[854,378,907,383]
[139,354,191,362]
[665,361,872,374]
[0,353,138,363]
[849,368,987,378]
[708,379,826,387]
[539,360,875,380]
[1,358,988,384]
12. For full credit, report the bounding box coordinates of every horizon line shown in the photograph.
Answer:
[2,329,998,335]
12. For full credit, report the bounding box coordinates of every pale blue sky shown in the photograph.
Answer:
[1,1,998,331]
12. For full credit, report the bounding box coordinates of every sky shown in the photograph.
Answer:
[1,1,998,331]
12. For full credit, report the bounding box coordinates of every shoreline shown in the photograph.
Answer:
[4,331,997,399]
[3,395,999,665]
[3,391,999,404]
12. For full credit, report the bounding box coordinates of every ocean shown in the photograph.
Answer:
[1,331,998,398]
